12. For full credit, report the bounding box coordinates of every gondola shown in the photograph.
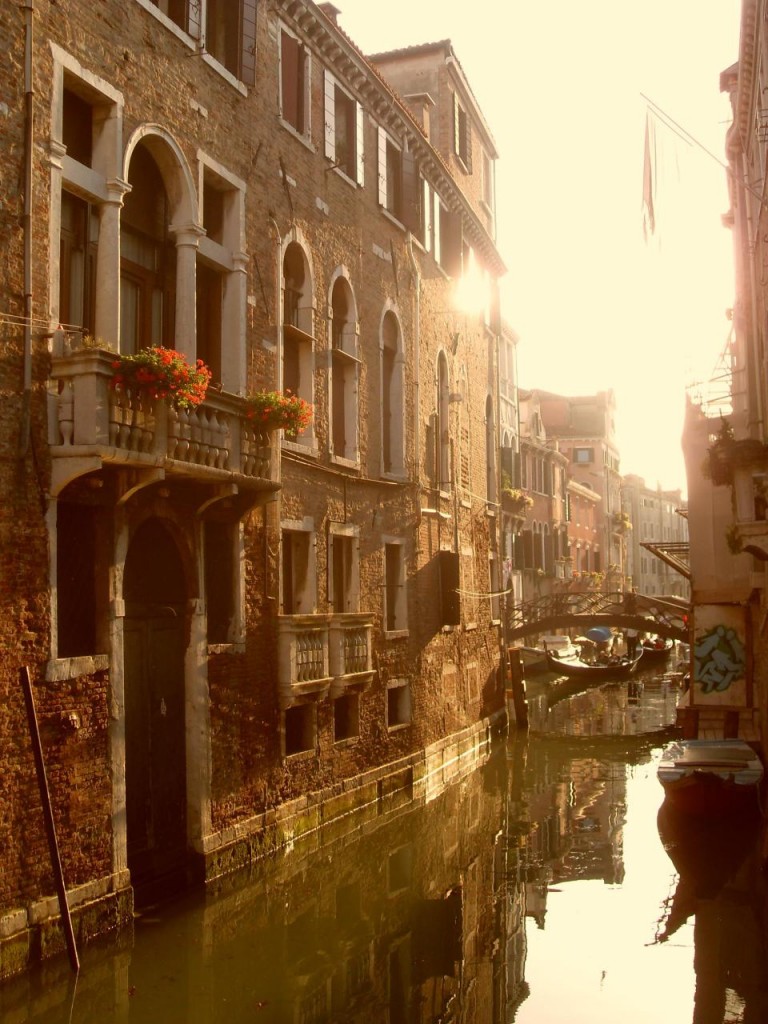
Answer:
[544,649,644,680]
[640,636,674,663]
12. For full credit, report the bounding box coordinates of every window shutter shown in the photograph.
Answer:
[186,0,201,39]
[240,0,257,86]
[433,192,441,265]
[440,208,462,277]
[453,92,460,156]
[324,70,335,160]
[464,117,472,172]
[280,31,300,125]
[356,102,365,185]
[377,126,387,207]
[439,550,461,627]
[422,178,431,251]
[401,149,420,233]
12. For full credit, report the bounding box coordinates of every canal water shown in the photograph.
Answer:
[2,663,767,1023]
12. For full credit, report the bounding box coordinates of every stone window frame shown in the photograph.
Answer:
[379,304,406,480]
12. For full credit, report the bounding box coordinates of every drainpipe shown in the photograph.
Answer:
[406,235,420,473]
[268,216,282,481]
[266,216,282,602]
[19,0,34,456]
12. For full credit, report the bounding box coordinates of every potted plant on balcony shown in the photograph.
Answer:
[244,390,312,438]
[110,346,211,410]
[501,485,533,514]
[612,510,632,534]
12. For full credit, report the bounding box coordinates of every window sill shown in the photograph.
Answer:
[283,747,317,762]
[279,118,315,152]
[333,735,360,749]
[330,454,360,470]
[387,721,411,733]
[329,164,360,188]
[46,654,109,682]
[379,207,406,232]
[383,628,409,640]
[207,642,246,655]
[282,437,319,456]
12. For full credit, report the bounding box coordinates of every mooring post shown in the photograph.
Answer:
[19,666,80,974]
[507,647,529,730]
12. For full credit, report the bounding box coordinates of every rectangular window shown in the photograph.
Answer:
[377,127,403,220]
[461,547,478,627]
[62,88,93,166]
[386,678,411,729]
[206,0,256,85]
[333,693,360,742]
[481,148,494,210]
[453,92,472,170]
[384,542,407,632]
[280,27,309,136]
[324,71,364,185]
[284,704,316,756]
[204,521,235,644]
[282,527,314,614]
[147,1,255,84]
[57,502,100,657]
[573,447,594,464]
[59,191,97,336]
[329,530,358,613]
[489,554,500,623]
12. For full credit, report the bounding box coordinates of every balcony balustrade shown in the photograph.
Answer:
[48,348,277,497]
[278,612,375,709]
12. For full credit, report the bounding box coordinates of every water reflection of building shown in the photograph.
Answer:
[1,743,510,1023]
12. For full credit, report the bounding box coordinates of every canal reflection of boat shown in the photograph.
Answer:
[639,637,674,663]
[656,739,765,816]
[545,650,643,681]
[656,798,761,941]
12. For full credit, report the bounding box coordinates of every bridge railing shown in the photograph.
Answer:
[506,590,689,642]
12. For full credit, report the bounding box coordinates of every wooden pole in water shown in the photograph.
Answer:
[19,666,80,974]
[507,647,529,730]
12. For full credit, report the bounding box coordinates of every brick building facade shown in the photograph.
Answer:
[0,0,506,976]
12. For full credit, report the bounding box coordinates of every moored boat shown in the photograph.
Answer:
[640,636,674,663]
[521,635,580,674]
[544,649,643,680]
[657,739,764,815]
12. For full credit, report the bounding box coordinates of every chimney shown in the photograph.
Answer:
[318,3,341,24]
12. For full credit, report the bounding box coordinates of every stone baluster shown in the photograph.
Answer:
[57,380,74,446]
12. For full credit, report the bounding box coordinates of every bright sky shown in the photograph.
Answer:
[335,0,742,496]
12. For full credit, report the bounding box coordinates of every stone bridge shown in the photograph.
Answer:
[506,590,689,643]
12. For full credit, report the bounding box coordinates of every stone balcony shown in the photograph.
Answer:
[48,348,279,506]
[278,612,375,709]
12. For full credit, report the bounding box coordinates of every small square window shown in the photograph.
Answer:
[284,704,315,755]
[387,678,411,729]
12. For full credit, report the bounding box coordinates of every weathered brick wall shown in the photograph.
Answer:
[1,0,504,926]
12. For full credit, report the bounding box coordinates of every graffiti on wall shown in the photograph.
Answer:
[692,605,747,706]
[693,626,745,693]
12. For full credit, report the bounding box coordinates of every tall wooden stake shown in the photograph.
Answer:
[19,666,80,974]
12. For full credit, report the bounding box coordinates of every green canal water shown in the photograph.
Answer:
[2,667,766,1023]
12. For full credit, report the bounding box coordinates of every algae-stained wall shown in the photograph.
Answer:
[0,0,505,974]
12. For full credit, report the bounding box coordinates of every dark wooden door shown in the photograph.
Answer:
[124,610,187,888]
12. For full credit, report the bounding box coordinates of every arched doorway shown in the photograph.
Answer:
[123,518,189,894]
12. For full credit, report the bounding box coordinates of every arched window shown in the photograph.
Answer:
[282,241,314,444]
[381,311,405,476]
[329,275,358,462]
[121,145,176,355]
[485,394,496,502]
